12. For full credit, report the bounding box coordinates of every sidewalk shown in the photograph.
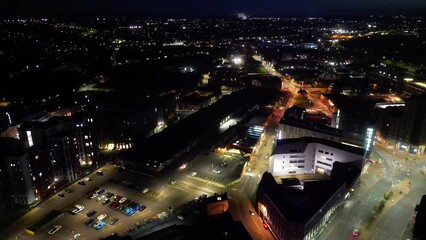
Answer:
[376,142,426,161]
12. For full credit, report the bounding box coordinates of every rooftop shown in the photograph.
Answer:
[280,119,343,137]
[273,136,365,156]
[259,161,360,224]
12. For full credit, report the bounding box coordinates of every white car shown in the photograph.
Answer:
[213,169,221,174]
[96,213,107,221]
[48,225,62,235]
[89,193,98,199]
[177,215,184,220]
[72,233,81,239]
[97,195,106,202]
[142,188,149,194]
[119,197,127,203]
[72,205,85,214]
[191,171,197,176]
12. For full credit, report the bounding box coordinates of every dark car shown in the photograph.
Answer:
[58,193,65,198]
[96,171,103,176]
[86,210,97,217]
[85,218,95,226]
[110,217,119,225]
[78,181,86,185]
[65,188,74,193]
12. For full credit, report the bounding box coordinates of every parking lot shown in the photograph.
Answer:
[23,163,224,240]
[185,151,245,187]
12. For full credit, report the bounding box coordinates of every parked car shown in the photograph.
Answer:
[48,225,62,235]
[86,210,97,217]
[110,217,119,225]
[85,218,95,226]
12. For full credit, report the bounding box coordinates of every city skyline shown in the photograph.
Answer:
[1,0,426,17]
[0,3,426,239]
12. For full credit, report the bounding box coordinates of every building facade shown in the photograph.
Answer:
[269,137,365,176]
[0,138,36,206]
[397,94,426,154]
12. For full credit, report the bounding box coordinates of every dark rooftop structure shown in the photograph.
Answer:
[259,167,356,224]
[119,88,274,173]
[0,137,28,156]
[138,212,251,240]
[413,195,426,240]
[280,119,343,137]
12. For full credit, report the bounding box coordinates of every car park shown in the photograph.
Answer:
[48,225,62,235]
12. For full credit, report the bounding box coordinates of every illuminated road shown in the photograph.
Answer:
[318,144,426,240]
[253,54,333,117]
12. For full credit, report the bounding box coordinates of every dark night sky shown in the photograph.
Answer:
[1,0,426,17]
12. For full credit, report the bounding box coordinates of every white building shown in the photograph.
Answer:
[269,137,365,176]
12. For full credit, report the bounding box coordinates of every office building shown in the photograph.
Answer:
[397,94,426,154]
[257,161,361,240]
[269,137,365,176]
